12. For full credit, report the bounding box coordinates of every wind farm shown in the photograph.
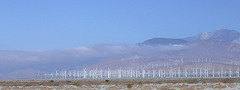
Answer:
[1,0,240,89]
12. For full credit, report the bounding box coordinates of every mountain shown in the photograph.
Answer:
[184,29,240,43]
[91,29,240,69]
[139,29,240,46]
[138,38,188,46]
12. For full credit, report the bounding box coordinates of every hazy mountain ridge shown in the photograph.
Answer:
[139,29,240,46]
[184,29,240,43]
[92,29,240,69]
[138,38,188,46]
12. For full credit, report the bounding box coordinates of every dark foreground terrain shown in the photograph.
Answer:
[1,78,240,89]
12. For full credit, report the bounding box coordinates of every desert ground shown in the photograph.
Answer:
[1,78,240,90]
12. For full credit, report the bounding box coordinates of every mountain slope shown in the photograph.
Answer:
[139,29,240,46]
[184,29,240,43]
[138,38,188,46]
[91,29,240,69]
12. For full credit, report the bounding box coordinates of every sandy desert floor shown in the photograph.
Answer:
[1,78,240,90]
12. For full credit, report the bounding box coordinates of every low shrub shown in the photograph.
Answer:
[105,80,110,82]
[127,84,133,89]
[73,82,80,86]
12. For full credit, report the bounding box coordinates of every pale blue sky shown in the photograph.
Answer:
[0,0,240,50]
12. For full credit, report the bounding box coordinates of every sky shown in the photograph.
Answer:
[0,0,240,50]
